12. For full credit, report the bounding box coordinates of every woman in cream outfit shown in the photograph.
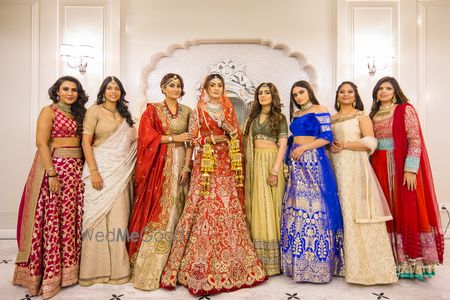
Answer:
[79,76,137,286]
[330,81,397,285]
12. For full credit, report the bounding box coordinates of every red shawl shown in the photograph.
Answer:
[126,103,167,259]
[392,103,444,263]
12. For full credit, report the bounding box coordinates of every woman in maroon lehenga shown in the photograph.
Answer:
[160,74,267,295]
[13,76,88,299]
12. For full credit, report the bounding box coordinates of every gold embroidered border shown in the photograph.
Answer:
[79,273,130,286]
[331,111,365,124]
[53,147,83,158]
[16,148,83,264]
[13,266,42,296]
[148,103,176,231]
[16,153,45,263]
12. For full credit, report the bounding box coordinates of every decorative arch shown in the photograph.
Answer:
[139,39,318,121]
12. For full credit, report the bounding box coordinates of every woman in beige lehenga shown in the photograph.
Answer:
[79,76,137,286]
[242,82,288,276]
[330,81,397,285]
[126,73,192,290]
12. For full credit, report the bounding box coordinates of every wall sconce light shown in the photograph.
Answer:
[366,47,394,76]
[60,43,94,74]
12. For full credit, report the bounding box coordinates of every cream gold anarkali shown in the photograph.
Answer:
[330,111,397,285]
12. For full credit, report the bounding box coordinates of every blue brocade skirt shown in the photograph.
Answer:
[281,144,344,283]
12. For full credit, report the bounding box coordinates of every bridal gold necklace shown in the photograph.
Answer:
[206,101,224,127]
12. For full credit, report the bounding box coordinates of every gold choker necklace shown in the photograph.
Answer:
[103,104,118,114]
[376,102,395,118]
[300,102,313,111]
[379,102,395,112]
[56,102,72,114]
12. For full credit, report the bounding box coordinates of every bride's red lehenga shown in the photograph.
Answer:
[160,89,267,295]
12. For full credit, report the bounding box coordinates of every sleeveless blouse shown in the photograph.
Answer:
[50,105,79,138]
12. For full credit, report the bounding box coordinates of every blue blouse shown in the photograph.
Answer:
[290,112,333,142]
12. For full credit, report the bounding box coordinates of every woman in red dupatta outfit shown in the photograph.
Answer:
[370,76,444,279]
[126,73,193,290]
[14,76,88,299]
[160,74,267,295]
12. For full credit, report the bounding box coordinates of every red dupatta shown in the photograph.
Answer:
[392,103,444,263]
[126,103,168,260]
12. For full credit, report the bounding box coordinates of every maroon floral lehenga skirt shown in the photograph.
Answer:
[13,147,84,299]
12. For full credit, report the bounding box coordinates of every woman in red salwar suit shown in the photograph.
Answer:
[370,76,444,280]
[160,74,267,295]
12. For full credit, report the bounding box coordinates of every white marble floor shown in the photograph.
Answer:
[1,239,448,300]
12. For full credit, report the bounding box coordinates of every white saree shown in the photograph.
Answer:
[82,120,137,231]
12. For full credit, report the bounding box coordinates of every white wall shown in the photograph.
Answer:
[123,0,335,113]
[0,0,449,237]
[336,0,450,230]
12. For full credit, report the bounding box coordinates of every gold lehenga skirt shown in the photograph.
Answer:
[131,146,187,290]
[249,147,285,276]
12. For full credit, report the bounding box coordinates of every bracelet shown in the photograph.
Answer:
[90,168,98,172]
[47,167,55,172]
[210,135,216,145]
[270,171,278,176]
[48,174,57,178]
[182,166,191,173]
[91,171,100,176]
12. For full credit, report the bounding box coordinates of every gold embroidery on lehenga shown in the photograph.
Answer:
[132,102,190,290]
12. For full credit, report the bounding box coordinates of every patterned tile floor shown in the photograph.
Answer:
[1,240,448,300]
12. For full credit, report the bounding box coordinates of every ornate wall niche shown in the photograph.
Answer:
[140,39,317,123]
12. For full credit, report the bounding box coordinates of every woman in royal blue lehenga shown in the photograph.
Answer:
[281,80,344,283]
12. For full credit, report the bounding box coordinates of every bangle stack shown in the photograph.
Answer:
[90,168,99,176]
[47,167,57,177]
[182,165,191,173]
[210,135,216,145]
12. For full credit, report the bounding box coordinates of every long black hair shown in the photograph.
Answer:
[48,76,88,135]
[96,76,134,127]
[289,80,320,121]
[244,82,286,137]
[334,81,364,111]
[369,76,409,118]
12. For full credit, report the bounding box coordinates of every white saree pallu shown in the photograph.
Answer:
[82,120,137,231]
